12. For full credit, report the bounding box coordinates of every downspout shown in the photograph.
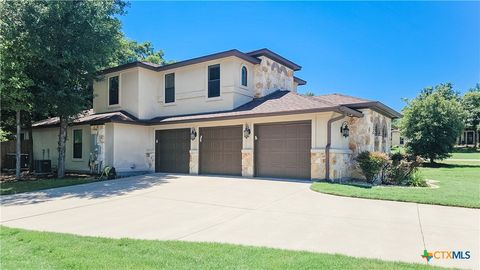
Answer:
[325,114,345,181]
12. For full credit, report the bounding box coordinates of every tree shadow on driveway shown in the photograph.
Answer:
[0,174,179,207]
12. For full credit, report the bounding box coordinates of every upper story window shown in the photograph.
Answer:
[73,129,82,159]
[165,73,175,103]
[208,64,220,98]
[241,66,247,87]
[108,76,119,106]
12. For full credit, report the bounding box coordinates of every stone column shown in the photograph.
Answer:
[241,149,254,177]
[311,148,326,180]
[241,122,254,177]
[189,150,199,175]
[189,127,199,175]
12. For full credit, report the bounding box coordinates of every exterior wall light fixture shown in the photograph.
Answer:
[340,122,349,138]
[190,128,197,141]
[244,124,251,139]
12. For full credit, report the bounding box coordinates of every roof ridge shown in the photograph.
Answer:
[317,92,374,102]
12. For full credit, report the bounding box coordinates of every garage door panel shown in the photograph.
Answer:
[255,121,311,179]
[200,126,242,176]
[155,129,190,173]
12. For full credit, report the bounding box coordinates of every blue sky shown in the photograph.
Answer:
[120,1,479,111]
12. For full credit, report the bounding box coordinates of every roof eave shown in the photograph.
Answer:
[346,102,402,118]
[247,48,302,71]
[98,50,262,76]
[148,106,362,125]
[293,76,307,85]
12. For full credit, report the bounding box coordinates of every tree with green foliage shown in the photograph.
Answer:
[112,39,168,66]
[303,91,315,96]
[0,0,35,180]
[7,0,128,178]
[462,84,480,146]
[400,83,465,163]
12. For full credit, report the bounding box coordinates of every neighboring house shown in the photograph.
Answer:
[457,129,478,147]
[32,48,401,180]
[391,129,404,147]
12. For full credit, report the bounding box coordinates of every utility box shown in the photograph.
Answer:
[5,154,29,169]
[34,160,51,173]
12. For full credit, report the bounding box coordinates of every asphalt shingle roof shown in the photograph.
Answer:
[32,90,400,128]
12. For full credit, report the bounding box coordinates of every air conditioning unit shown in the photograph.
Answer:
[34,160,51,173]
[5,154,29,169]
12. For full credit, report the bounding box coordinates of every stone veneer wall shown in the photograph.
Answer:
[253,56,295,98]
[311,149,352,181]
[311,150,326,180]
[329,150,353,180]
[241,149,254,177]
[347,109,392,179]
[189,149,199,174]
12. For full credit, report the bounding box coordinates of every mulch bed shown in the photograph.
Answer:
[0,171,92,183]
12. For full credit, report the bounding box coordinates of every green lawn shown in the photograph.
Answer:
[0,177,98,195]
[449,151,480,160]
[0,226,449,270]
[311,154,480,208]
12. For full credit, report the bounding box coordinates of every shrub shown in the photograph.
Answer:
[383,154,423,185]
[355,151,389,183]
[404,170,427,187]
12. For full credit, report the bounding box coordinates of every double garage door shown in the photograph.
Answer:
[155,121,311,179]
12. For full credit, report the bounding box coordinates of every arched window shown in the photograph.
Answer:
[241,66,247,86]
[373,124,379,136]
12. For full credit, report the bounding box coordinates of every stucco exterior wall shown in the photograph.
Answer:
[32,125,92,172]
[253,56,295,98]
[111,123,154,174]
[391,129,403,147]
[93,57,259,120]
[93,69,140,117]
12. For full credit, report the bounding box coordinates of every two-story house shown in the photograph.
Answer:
[32,48,401,180]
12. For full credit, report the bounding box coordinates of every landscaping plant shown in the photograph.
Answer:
[383,153,423,185]
[405,170,428,187]
[355,151,389,184]
[400,83,465,163]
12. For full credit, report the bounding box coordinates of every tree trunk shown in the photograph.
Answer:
[15,110,21,180]
[57,116,68,178]
[429,157,434,164]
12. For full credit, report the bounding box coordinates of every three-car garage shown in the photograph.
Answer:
[155,120,312,180]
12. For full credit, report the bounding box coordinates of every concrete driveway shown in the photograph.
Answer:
[1,174,478,269]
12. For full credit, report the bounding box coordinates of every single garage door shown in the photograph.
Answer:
[255,121,311,179]
[200,126,242,175]
[155,129,190,173]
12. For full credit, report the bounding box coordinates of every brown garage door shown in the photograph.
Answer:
[155,129,190,173]
[255,121,311,179]
[200,126,242,176]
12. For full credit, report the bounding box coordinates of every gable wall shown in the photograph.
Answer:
[253,56,295,98]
